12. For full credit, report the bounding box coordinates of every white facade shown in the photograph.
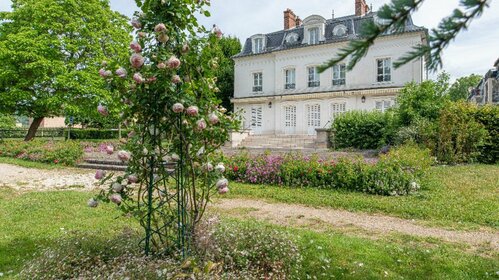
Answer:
[233,13,427,136]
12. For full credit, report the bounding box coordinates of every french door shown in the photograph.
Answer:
[307,104,321,135]
[250,106,263,134]
[283,105,296,134]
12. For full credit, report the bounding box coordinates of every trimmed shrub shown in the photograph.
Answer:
[331,110,397,150]
[69,128,130,140]
[435,102,488,164]
[0,139,83,165]
[224,145,432,196]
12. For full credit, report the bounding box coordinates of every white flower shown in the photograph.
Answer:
[216,178,228,189]
[112,182,123,192]
[215,163,225,173]
[203,162,213,172]
[208,113,219,124]
[218,187,229,194]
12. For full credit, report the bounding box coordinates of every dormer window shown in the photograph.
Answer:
[285,32,299,44]
[333,24,347,37]
[254,38,264,53]
[309,27,319,44]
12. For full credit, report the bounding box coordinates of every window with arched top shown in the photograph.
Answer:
[285,32,299,44]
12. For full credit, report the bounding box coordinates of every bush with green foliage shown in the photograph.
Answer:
[0,139,83,165]
[474,104,499,164]
[331,110,397,149]
[68,128,130,140]
[224,145,432,196]
[0,114,16,129]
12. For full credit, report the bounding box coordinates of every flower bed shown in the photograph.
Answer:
[223,145,433,196]
[0,139,83,166]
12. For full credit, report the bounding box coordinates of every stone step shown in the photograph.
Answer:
[83,159,128,166]
[76,162,127,172]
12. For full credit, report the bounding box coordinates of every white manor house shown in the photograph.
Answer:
[232,0,427,136]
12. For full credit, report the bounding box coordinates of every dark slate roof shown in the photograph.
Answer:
[234,12,426,58]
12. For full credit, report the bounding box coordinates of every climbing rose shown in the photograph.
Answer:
[157,33,169,43]
[99,68,112,78]
[212,25,222,39]
[167,56,181,69]
[131,18,141,29]
[87,198,99,208]
[112,182,123,192]
[97,105,108,116]
[105,145,114,155]
[203,163,213,172]
[146,76,157,83]
[216,178,228,189]
[128,174,138,184]
[172,103,184,113]
[110,193,122,205]
[95,170,106,180]
[196,119,207,130]
[154,23,167,32]
[208,113,219,124]
[130,41,142,53]
[186,106,199,116]
[171,75,181,84]
[218,187,229,194]
[130,53,145,68]
[133,73,144,84]
[182,43,190,53]
[117,150,131,162]
[215,163,225,173]
[115,67,127,78]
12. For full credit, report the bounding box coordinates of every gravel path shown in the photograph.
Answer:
[0,163,99,192]
[215,198,499,251]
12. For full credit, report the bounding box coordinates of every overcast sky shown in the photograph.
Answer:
[1,0,498,80]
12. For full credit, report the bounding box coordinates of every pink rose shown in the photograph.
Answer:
[172,103,184,113]
[157,62,166,69]
[196,119,207,130]
[95,170,106,180]
[171,75,181,84]
[212,24,222,39]
[130,41,142,53]
[117,150,131,162]
[167,56,181,69]
[157,33,169,43]
[105,145,114,155]
[131,18,141,29]
[110,193,122,205]
[128,174,138,184]
[154,23,167,32]
[99,68,112,78]
[186,106,199,117]
[133,73,144,84]
[218,187,229,194]
[146,76,157,84]
[115,67,127,78]
[208,113,219,124]
[97,105,108,116]
[130,53,144,68]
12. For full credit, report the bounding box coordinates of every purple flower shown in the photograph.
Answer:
[99,68,112,78]
[115,67,127,78]
[95,170,106,180]
[105,145,114,155]
[133,73,144,84]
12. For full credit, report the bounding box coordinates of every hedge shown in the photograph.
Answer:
[0,139,83,165]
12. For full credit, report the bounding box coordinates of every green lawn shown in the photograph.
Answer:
[226,165,499,230]
[0,188,497,279]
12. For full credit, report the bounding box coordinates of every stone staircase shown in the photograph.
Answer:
[77,159,127,171]
[236,134,318,150]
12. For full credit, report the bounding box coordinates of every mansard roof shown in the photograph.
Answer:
[235,12,426,59]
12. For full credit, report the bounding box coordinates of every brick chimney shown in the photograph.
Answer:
[296,16,302,27]
[284,9,297,30]
[355,0,370,16]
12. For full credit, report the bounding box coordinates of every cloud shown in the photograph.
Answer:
[1,0,498,80]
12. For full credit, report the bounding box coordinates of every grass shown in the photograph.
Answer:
[226,164,499,230]
[0,188,497,279]
[0,157,65,170]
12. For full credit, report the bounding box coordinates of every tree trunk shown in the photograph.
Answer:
[24,117,44,141]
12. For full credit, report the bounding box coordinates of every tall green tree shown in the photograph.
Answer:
[0,0,131,140]
[448,74,482,101]
[210,36,241,111]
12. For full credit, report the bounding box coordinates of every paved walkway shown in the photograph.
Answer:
[214,198,499,252]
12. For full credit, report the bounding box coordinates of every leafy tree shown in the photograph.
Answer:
[0,0,131,140]
[320,0,490,72]
[209,36,241,111]
[0,114,16,129]
[396,72,450,126]
[448,74,482,101]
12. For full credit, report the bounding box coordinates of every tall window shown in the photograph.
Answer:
[332,64,346,86]
[309,27,319,44]
[253,72,262,92]
[308,67,320,87]
[254,38,264,53]
[377,58,391,82]
[285,69,296,89]
[375,100,392,112]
